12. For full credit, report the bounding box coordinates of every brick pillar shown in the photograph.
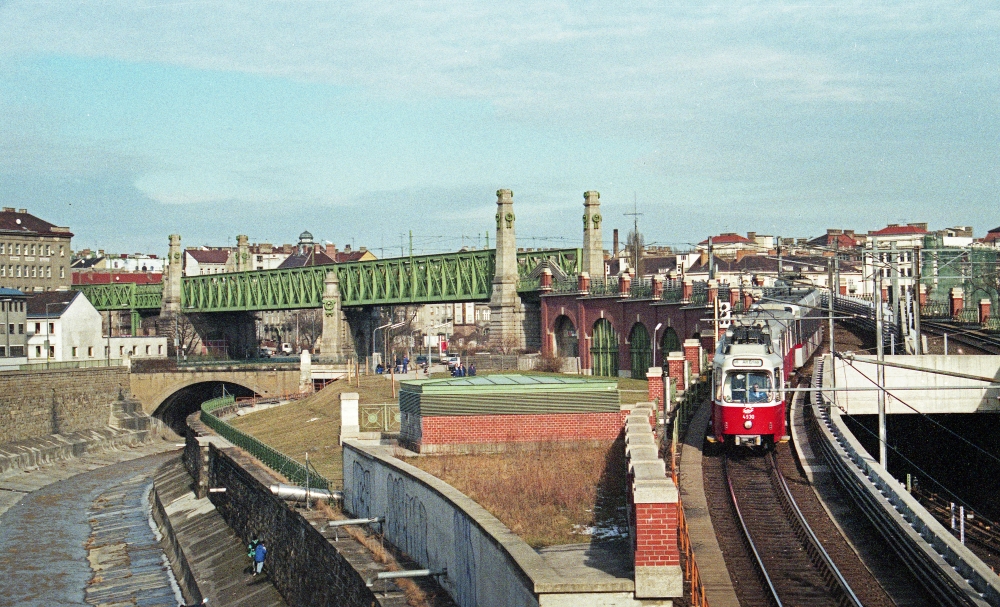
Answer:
[682,279,693,302]
[539,267,553,292]
[652,275,663,298]
[632,479,682,598]
[666,352,685,394]
[729,286,739,306]
[840,284,848,296]
[620,272,631,296]
[578,272,591,294]
[950,287,964,317]
[707,279,718,305]
[700,333,715,362]
[743,291,754,310]
[919,284,927,306]
[980,299,991,324]
[646,367,664,409]
[683,339,701,377]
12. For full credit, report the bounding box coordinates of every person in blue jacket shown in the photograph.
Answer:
[253,539,267,576]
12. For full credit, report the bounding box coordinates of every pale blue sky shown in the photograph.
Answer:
[0,1,997,255]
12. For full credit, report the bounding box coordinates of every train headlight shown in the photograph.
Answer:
[744,420,753,429]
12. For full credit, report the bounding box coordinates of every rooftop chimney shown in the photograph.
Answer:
[827,228,843,235]
[613,229,619,256]
[17,208,27,214]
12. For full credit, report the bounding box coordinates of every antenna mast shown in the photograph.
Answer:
[623,193,643,275]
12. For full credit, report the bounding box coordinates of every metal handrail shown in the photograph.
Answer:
[200,395,330,490]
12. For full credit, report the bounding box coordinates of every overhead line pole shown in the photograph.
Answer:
[913,247,922,355]
[872,236,887,466]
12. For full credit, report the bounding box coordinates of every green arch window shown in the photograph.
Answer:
[629,323,651,379]
[591,319,619,378]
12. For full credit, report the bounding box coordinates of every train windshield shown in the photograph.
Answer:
[724,371,773,403]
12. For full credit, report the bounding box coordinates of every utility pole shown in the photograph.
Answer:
[708,237,714,280]
[624,194,643,275]
[913,247,922,355]
[890,241,901,338]
[828,258,835,357]
[777,236,783,281]
[872,236,888,466]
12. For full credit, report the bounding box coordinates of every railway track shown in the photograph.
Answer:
[722,450,864,607]
[921,321,1000,354]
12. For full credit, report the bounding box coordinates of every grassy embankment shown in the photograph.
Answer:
[230,370,649,546]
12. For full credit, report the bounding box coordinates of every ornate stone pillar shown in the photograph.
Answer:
[320,270,342,359]
[236,234,250,272]
[489,189,525,351]
[582,191,604,279]
[161,234,182,315]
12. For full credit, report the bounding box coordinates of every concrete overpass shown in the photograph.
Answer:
[822,354,1000,415]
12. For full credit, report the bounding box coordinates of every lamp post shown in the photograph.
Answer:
[372,321,405,368]
[652,322,663,367]
[425,321,451,370]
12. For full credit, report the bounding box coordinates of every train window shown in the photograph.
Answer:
[724,372,772,403]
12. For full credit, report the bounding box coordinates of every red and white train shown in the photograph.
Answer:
[710,289,823,448]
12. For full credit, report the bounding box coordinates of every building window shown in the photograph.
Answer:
[105,346,110,357]
[49,346,54,358]
[15,266,20,277]
[48,323,54,334]
[0,243,4,254]
[15,244,20,255]
[30,244,35,255]
[60,267,64,279]
[9,346,23,357]
[158,345,163,355]
[119,346,124,356]
[18,324,23,334]
[31,266,36,278]
[131,345,137,355]
[145,345,150,355]
[46,266,51,278]
[34,322,40,334]
[35,345,41,357]
[47,245,52,256]
[59,245,64,257]
[88,346,94,357]
[71,346,78,357]
[0,347,5,357]
[7,324,12,334]
[0,266,4,277]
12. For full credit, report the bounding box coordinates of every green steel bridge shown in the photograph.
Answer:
[73,248,581,313]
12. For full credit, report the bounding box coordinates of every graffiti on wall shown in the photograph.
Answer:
[352,460,372,519]
[452,511,478,607]
[387,473,429,564]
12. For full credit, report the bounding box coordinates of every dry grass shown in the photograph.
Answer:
[405,440,627,548]
[228,374,402,486]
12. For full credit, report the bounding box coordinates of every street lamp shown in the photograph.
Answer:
[372,321,405,368]
[652,323,663,367]
[425,321,451,369]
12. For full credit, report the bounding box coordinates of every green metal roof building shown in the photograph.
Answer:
[399,374,621,417]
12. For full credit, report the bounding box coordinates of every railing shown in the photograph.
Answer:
[234,390,312,407]
[359,403,401,433]
[668,374,711,607]
[661,286,684,303]
[921,300,951,319]
[200,395,330,490]
[588,279,620,296]
[629,280,653,299]
[550,278,580,294]
[954,307,980,324]
[19,359,125,371]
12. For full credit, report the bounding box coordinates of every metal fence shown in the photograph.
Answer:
[18,359,125,371]
[359,403,402,433]
[200,395,330,490]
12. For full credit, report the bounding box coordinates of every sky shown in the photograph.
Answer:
[0,1,997,256]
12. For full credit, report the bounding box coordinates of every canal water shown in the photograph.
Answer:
[0,450,182,607]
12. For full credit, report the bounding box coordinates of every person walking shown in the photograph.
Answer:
[253,539,267,577]
[402,355,409,374]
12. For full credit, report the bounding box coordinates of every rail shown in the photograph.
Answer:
[200,395,330,490]
[810,357,1000,606]
[18,359,125,371]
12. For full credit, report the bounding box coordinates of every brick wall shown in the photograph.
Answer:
[684,339,701,377]
[0,367,131,445]
[646,367,663,410]
[406,410,627,453]
[633,503,679,566]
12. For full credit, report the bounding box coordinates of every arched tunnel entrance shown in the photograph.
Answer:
[153,381,257,434]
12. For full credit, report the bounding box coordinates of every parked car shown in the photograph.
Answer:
[416,355,428,366]
[280,343,293,355]
[446,356,461,370]
[258,347,274,358]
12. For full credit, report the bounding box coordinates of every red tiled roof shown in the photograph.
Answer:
[334,251,368,262]
[72,271,162,285]
[698,233,752,245]
[984,229,1000,243]
[806,233,858,249]
[186,249,231,264]
[871,225,927,236]
[0,208,74,238]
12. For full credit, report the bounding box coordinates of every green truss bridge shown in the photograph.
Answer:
[73,248,581,313]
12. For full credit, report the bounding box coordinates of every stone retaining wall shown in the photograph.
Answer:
[0,366,131,444]
[205,443,409,606]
